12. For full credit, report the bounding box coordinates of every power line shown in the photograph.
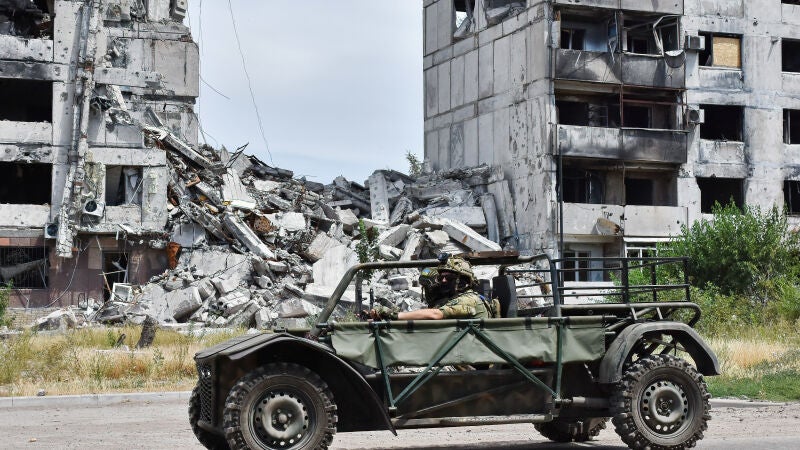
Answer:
[226,0,275,164]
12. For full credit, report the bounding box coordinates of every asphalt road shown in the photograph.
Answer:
[1,397,799,449]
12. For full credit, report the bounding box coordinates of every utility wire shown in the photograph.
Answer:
[226,0,275,164]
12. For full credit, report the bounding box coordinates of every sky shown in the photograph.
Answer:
[186,1,424,185]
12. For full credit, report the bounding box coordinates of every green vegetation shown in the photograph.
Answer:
[406,150,423,178]
[0,285,8,328]
[354,219,381,280]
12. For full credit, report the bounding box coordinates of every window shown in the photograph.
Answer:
[0,163,52,204]
[783,39,800,73]
[697,177,744,213]
[556,100,589,126]
[785,109,800,144]
[626,242,660,259]
[562,251,590,282]
[485,0,525,26]
[625,178,654,205]
[561,28,586,50]
[103,252,128,300]
[623,104,651,128]
[785,180,800,215]
[700,105,744,141]
[783,0,800,4]
[454,0,475,40]
[623,16,680,56]
[698,33,742,68]
[562,169,604,204]
[105,166,143,206]
[0,0,52,38]
[0,79,52,122]
[0,247,48,289]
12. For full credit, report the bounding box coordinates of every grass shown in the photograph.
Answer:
[704,322,800,402]
[0,325,246,397]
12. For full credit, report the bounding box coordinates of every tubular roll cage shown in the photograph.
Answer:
[314,253,697,411]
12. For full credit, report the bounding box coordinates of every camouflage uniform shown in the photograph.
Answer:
[436,290,490,319]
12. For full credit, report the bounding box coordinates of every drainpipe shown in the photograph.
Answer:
[56,0,102,257]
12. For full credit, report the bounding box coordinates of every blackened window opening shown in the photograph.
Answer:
[785,180,800,215]
[783,39,800,73]
[105,166,143,206]
[697,177,744,213]
[623,104,651,128]
[0,246,48,289]
[625,178,654,205]
[700,105,744,141]
[0,79,52,122]
[103,252,128,301]
[0,163,51,204]
[556,101,589,126]
[561,28,586,50]
[786,110,800,144]
[562,169,604,204]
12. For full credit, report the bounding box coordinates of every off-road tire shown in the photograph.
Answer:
[535,417,608,442]
[611,355,710,450]
[189,385,230,450]
[223,363,337,450]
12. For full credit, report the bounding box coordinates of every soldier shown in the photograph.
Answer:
[371,256,500,320]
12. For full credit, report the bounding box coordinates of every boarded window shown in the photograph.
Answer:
[785,110,800,144]
[783,39,800,73]
[0,247,48,289]
[785,180,800,215]
[0,163,52,204]
[0,79,52,122]
[700,105,744,141]
[697,177,744,213]
[698,33,742,68]
[105,166,143,206]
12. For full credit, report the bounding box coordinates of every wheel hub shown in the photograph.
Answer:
[254,391,310,448]
[640,379,688,435]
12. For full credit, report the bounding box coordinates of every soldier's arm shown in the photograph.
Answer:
[397,308,444,320]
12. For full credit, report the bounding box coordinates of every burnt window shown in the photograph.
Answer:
[623,16,680,55]
[561,28,586,50]
[700,105,744,141]
[0,247,48,289]
[623,104,651,128]
[562,169,604,204]
[698,33,742,68]
[0,163,51,204]
[784,39,800,73]
[0,0,52,38]
[0,79,52,122]
[786,110,800,144]
[783,0,800,4]
[697,177,744,213]
[625,178,654,205]
[556,101,589,126]
[105,166,143,206]
[785,180,800,215]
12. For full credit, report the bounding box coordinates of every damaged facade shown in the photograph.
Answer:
[0,0,197,307]
[423,0,800,268]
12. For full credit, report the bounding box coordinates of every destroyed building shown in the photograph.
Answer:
[423,0,800,276]
[0,0,197,308]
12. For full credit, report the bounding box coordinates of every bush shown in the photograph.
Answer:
[0,284,9,328]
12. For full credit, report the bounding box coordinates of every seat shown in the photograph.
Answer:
[491,275,518,318]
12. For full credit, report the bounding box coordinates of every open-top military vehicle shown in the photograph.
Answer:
[191,252,719,450]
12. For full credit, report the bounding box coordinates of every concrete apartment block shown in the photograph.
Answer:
[424,0,800,275]
[0,0,197,307]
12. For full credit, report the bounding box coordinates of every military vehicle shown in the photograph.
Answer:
[190,252,718,449]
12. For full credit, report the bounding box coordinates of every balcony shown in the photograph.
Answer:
[557,124,688,164]
[784,72,800,95]
[553,0,682,14]
[562,203,686,238]
[555,50,685,89]
[0,204,50,228]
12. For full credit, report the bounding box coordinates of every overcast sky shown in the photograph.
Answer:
[186,1,424,185]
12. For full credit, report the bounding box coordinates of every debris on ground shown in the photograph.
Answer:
[72,126,516,331]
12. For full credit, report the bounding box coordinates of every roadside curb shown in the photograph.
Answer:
[0,392,788,409]
[0,391,191,408]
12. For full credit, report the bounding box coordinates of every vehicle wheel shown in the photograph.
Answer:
[611,355,710,450]
[535,417,608,442]
[223,363,337,450]
[189,385,230,450]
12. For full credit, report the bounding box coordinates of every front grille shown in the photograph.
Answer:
[197,362,214,423]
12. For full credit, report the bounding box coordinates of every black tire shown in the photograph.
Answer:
[223,363,337,450]
[189,385,230,450]
[535,417,608,442]
[611,355,711,450]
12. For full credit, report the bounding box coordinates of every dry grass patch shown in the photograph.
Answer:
[0,326,246,397]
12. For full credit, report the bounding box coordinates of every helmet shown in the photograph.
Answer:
[437,256,475,285]
[418,267,439,289]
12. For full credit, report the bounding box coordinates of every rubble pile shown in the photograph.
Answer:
[91,127,508,330]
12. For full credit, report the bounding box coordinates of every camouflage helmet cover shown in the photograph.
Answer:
[437,256,475,284]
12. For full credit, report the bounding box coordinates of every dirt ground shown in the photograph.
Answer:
[0,399,799,449]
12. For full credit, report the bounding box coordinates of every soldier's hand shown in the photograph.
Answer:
[370,304,399,320]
